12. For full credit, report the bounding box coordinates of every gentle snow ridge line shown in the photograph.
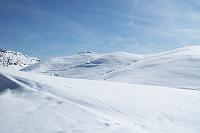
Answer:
[21,45,200,90]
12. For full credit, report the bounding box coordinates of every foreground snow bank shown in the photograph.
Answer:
[0,69,200,133]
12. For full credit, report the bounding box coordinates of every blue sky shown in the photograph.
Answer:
[1,0,200,58]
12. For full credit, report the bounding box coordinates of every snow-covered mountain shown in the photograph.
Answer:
[1,68,200,133]
[22,45,200,90]
[0,48,39,70]
[22,51,142,79]
[106,45,200,89]
[1,46,200,133]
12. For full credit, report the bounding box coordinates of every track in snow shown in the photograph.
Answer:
[1,69,200,133]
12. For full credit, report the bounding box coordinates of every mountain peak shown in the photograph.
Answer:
[0,48,39,70]
[77,51,99,55]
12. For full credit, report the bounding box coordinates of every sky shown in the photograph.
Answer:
[1,0,200,58]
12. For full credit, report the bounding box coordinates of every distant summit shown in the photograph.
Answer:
[77,51,99,54]
[0,48,39,70]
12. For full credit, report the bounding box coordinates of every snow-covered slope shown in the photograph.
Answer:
[106,46,200,89]
[0,48,39,70]
[22,45,200,89]
[1,69,200,133]
[22,51,141,79]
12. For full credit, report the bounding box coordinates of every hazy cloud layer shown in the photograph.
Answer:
[0,0,200,58]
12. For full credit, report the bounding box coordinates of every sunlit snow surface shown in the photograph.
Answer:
[0,50,39,70]
[22,46,200,89]
[1,68,200,133]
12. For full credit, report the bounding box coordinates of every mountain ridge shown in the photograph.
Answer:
[21,45,200,89]
[0,48,39,70]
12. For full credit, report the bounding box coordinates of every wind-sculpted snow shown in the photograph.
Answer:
[0,69,200,133]
[0,74,20,93]
[106,46,200,89]
[22,52,141,79]
[22,46,200,89]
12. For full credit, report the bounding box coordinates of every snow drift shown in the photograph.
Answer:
[22,46,200,89]
[106,45,200,89]
[22,51,141,79]
[0,69,200,133]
